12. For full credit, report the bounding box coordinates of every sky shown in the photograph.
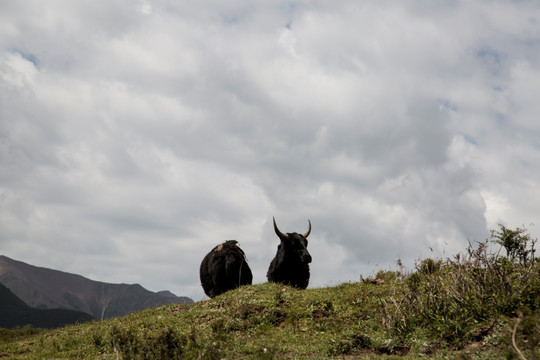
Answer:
[1,1,540,301]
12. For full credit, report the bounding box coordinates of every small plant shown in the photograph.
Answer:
[110,326,190,360]
[148,327,186,360]
[491,224,536,265]
[327,333,373,356]
[417,258,443,275]
[251,346,276,360]
[110,326,139,359]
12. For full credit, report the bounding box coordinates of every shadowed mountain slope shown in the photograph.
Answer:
[0,255,193,320]
[0,282,94,329]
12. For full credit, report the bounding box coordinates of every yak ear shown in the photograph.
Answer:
[273,216,289,240]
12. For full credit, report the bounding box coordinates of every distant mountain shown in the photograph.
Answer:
[0,255,193,320]
[0,282,94,329]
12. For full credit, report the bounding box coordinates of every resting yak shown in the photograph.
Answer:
[267,217,312,289]
[199,240,253,298]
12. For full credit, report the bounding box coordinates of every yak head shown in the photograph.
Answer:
[273,217,312,264]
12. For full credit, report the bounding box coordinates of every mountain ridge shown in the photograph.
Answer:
[0,282,94,329]
[0,255,193,320]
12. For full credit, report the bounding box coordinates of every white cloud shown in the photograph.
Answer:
[1,1,540,301]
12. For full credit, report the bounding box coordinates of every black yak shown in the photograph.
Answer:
[267,217,312,289]
[199,240,253,298]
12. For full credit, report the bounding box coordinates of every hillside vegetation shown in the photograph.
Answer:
[0,225,538,359]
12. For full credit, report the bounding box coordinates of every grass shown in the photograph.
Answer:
[0,225,538,359]
[1,280,537,359]
[0,282,413,359]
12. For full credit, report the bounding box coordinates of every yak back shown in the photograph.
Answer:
[200,240,253,298]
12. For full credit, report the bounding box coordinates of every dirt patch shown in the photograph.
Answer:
[312,309,332,319]
[170,305,190,313]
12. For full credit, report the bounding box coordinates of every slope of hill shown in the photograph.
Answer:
[0,255,193,320]
[0,281,537,359]
[0,282,94,329]
[1,228,537,359]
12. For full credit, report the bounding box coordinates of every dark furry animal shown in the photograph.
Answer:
[199,240,253,298]
[267,217,312,289]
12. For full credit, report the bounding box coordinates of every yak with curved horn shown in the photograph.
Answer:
[267,217,312,289]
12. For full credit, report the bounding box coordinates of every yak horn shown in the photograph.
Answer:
[273,217,288,239]
[303,219,311,238]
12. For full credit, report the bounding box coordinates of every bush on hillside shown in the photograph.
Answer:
[383,224,539,351]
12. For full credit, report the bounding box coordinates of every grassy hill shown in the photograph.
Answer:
[0,279,537,359]
[0,226,538,359]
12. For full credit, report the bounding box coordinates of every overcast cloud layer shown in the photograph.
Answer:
[1,1,539,300]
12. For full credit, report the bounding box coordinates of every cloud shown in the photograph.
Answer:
[1,1,540,300]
